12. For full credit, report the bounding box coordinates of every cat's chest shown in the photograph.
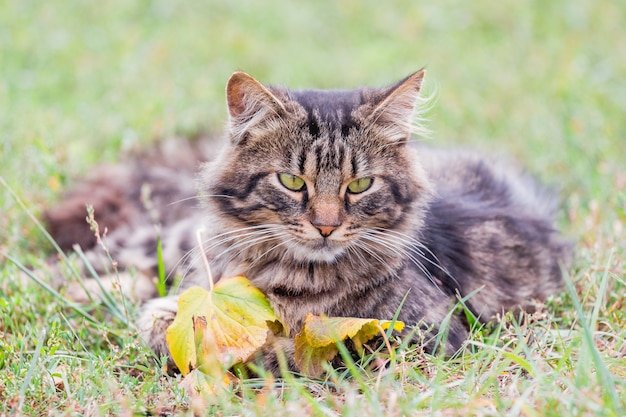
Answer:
[209,243,408,334]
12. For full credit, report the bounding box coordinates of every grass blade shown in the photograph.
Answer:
[2,252,100,327]
[156,234,167,297]
[563,261,621,414]
[18,329,47,413]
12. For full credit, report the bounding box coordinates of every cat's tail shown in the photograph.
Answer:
[44,136,219,252]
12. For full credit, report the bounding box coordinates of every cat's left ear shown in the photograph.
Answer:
[366,69,426,143]
[226,71,287,144]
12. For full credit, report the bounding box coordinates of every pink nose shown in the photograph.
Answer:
[315,225,338,237]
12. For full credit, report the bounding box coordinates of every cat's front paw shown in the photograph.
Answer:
[137,295,180,374]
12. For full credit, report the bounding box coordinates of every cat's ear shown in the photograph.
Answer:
[226,71,286,144]
[367,69,426,143]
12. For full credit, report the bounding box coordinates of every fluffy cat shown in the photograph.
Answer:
[45,69,571,374]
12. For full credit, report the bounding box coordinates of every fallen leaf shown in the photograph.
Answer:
[294,331,338,377]
[166,276,280,378]
[193,315,224,380]
[294,313,404,377]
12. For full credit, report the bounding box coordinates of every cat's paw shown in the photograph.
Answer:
[137,295,180,372]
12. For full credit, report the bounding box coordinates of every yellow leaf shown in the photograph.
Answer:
[294,313,405,377]
[193,316,224,380]
[294,330,338,377]
[166,287,207,375]
[165,276,280,378]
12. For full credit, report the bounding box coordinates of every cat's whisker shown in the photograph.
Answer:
[201,228,282,252]
[372,229,444,263]
[166,194,237,207]
[211,230,289,262]
[214,237,287,275]
[177,229,278,277]
[218,234,290,266]
[188,227,291,267]
[165,196,201,206]
[199,230,284,266]
[247,236,298,269]
[173,225,291,286]
[345,244,371,270]
[371,227,461,288]
[352,240,401,280]
[368,229,430,266]
[161,236,228,288]
[360,232,445,293]
[175,239,269,289]
[201,224,290,245]
[360,233,430,279]
[376,139,412,152]
[349,236,394,270]
[368,229,429,261]
[175,248,204,290]
[165,245,198,284]
[199,194,237,199]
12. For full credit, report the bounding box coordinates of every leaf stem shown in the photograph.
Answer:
[196,227,214,292]
[376,322,394,361]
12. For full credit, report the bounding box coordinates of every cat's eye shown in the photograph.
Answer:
[347,177,373,194]
[278,173,306,191]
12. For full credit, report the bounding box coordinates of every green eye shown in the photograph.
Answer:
[347,177,373,194]
[278,173,306,191]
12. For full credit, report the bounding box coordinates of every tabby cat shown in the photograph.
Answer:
[45,69,571,374]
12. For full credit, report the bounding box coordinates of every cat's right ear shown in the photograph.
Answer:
[226,72,286,144]
[365,69,427,143]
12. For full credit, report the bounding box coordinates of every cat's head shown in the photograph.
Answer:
[201,71,433,264]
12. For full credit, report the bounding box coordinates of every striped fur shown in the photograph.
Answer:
[45,71,571,375]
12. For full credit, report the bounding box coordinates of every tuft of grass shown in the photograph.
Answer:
[1,0,625,415]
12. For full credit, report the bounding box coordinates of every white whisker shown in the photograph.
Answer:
[371,227,460,288]
[171,224,291,287]
[248,237,297,269]
[351,239,400,280]
[212,231,290,264]
[166,196,201,206]
[360,232,441,291]
[166,194,237,207]
[172,227,281,279]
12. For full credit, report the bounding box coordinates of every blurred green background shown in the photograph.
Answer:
[1,2,625,414]
[1,0,625,250]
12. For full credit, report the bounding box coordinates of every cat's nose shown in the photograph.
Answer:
[314,224,338,237]
[310,196,343,237]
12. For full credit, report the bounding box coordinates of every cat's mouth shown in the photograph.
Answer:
[288,237,348,263]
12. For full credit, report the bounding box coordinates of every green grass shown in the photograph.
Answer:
[1,0,625,415]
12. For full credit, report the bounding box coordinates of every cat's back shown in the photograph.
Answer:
[415,146,559,220]
[411,145,571,319]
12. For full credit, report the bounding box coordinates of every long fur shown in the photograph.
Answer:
[44,71,572,375]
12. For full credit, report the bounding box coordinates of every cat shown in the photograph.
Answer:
[44,69,572,375]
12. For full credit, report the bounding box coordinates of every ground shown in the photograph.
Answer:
[1,0,625,415]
